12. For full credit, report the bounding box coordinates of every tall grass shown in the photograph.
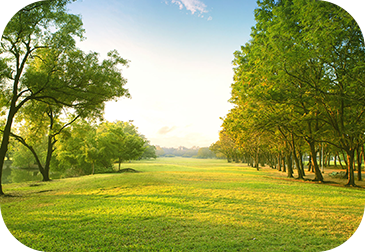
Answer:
[1,158,364,251]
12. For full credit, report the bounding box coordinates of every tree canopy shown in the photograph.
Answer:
[0,0,130,194]
[214,0,365,186]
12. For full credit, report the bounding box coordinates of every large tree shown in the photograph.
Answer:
[15,48,129,181]
[0,0,82,195]
[256,0,365,185]
[0,0,130,194]
[224,0,365,185]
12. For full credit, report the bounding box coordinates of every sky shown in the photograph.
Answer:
[63,0,258,148]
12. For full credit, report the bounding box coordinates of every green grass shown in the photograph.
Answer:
[1,157,364,251]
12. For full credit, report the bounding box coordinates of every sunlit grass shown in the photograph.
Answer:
[1,158,364,251]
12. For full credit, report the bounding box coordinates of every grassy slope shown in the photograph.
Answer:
[1,158,364,252]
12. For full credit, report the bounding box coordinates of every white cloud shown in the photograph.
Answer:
[207,16,213,21]
[169,0,208,15]
[171,0,184,10]
[157,126,177,135]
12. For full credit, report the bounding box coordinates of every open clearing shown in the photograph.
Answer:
[1,158,364,251]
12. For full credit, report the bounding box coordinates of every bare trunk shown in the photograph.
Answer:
[255,148,259,171]
[298,150,305,177]
[287,154,294,178]
[0,106,17,195]
[345,149,356,186]
[337,152,344,170]
[42,134,54,182]
[308,141,323,182]
[293,153,304,179]
[356,147,362,181]
[342,150,348,167]
[291,134,304,179]
[307,155,312,172]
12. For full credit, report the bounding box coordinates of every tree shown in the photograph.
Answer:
[210,130,237,163]
[97,121,146,171]
[197,147,215,159]
[0,0,84,195]
[222,0,365,186]
[13,48,129,181]
[260,0,365,185]
[140,143,157,159]
[155,146,165,157]
[0,1,130,190]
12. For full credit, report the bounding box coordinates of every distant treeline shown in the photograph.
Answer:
[155,146,219,159]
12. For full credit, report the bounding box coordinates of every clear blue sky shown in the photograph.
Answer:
[63,0,259,148]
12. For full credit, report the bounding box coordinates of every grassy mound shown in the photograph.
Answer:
[1,158,364,251]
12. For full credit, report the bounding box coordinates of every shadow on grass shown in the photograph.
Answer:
[97,168,140,174]
[4,190,350,252]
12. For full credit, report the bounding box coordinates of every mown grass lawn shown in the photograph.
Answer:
[1,158,364,251]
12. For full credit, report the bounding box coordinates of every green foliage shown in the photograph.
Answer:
[154,146,165,157]
[53,120,148,176]
[196,147,215,159]
[0,0,130,193]
[9,169,42,184]
[220,0,365,184]
[210,130,238,162]
[1,158,364,251]
[12,140,45,169]
[97,121,146,170]
[140,144,157,159]
[21,47,130,119]
[54,118,99,176]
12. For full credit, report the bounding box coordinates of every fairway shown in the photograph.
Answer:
[1,158,364,251]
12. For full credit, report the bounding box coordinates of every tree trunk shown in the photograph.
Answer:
[277,153,282,171]
[308,141,323,182]
[356,146,362,181]
[293,153,304,179]
[362,145,365,179]
[337,152,344,169]
[334,154,337,166]
[272,155,277,169]
[39,110,58,182]
[319,145,322,168]
[254,148,259,171]
[298,150,305,177]
[342,150,348,167]
[291,135,304,179]
[27,144,46,179]
[307,155,312,172]
[287,154,294,178]
[345,149,356,186]
[42,134,54,182]
[0,102,21,195]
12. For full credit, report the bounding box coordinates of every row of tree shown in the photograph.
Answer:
[0,0,132,194]
[212,0,365,186]
[10,120,155,177]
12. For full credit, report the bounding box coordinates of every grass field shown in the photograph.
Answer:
[1,158,364,251]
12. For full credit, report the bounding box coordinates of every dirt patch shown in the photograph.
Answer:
[117,168,139,173]
[36,190,54,194]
